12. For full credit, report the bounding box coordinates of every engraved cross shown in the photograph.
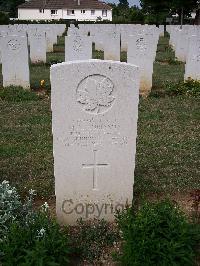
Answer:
[82,150,108,190]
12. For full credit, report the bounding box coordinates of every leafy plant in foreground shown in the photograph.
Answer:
[0,180,34,240]
[0,210,70,266]
[116,199,200,266]
[0,180,70,265]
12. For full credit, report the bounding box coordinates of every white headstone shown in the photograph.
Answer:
[65,35,92,61]
[104,32,120,61]
[120,24,139,52]
[67,25,79,37]
[51,60,140,225]
[2,35,30,89]
[127,34,155,95]
[185,35,200,81]
[175,29,188,62]
[57,24,66,36]
[45,28,55,52]
[29,30,46,63]
[0,31,7,64]
[159,25,164,37]
[93,32,104,52]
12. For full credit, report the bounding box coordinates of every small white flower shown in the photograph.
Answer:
[41,202,49,211]
[44,202,49,209]
[37,228,46,238]
[29,189,36,196]
[7,190,13,195]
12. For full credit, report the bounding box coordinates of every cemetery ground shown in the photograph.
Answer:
[0,34,200,265]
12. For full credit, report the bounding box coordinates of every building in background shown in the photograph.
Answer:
[18,0,112,21]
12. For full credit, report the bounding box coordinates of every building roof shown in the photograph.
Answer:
[18,0,112,10]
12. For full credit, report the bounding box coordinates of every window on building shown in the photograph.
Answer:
[81,10,86,14]
[51,9,57,15]
[39,9,44,13]
[67,9,75,15]
[102,10,107,17]
[91,10,95,15]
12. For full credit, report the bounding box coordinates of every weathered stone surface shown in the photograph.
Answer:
[127,33,155,95]
[45,27,56,52]
[29,30,46,63]
[2,35,30,89]
[65,34,92,61]
[51,60,140,225]
[185,35,200,81]
[104,32,120,61]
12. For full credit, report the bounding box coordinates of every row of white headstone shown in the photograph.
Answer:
[0,24,66,88]
[167,25,200,81]
[51,24,162,224]
[65,24,161,95]
[52,24,200,225]
[0,23,162,94]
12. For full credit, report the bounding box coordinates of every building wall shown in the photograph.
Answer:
[18,8,63,20]
[62,9,112,21]
[18,8,112,21]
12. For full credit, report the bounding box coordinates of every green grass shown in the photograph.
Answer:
[135,96,200,194]
[0,34,199,198]
[0,96,53,197]
[92,43,104,59]
[30,64,51,90]
[120,51,127,62]
[152,35,185,94]
[155,35,175,62]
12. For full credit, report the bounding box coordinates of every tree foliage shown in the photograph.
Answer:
[0,12,9,24]
[140,0,199,23]
[0,0,25,17]
[118,0,129,9]
[0,0,199,23]
[112,4,145,23]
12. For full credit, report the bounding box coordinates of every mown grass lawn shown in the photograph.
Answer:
[0,34,199,199]
[152,35,185,94]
